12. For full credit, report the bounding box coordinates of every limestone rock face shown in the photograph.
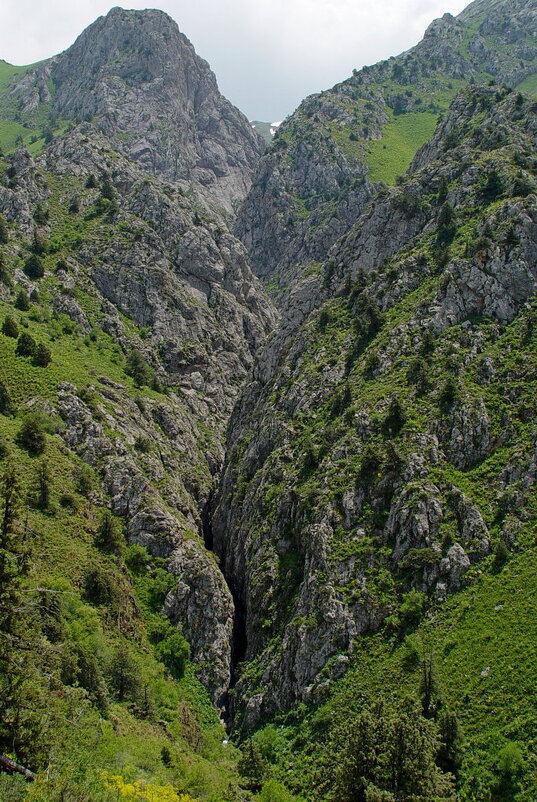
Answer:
[9,8,264,216]
[214,87,537,729]
[0,119,276,703]
[235,0,537,294]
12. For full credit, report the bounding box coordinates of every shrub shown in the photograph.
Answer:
[438,377,459,411]
[154,631,190,679]
[399,589,426,630]
[33,343,52,367]
[0,381,14,416]
[33,204,49,225]
[125,349,155,387]
[0,215,8,244]
[15,332,37,358]
[95,509,124,557]
[16,413,48,455]
[2,315,18,338]
[23,254,44,279]
[436,202,456,247]
[382,396,405,436]
[14,289,30,311]
[480,168,504,203]
[75,464,95,497]
[108,644,141,703]
[84,566,122,611]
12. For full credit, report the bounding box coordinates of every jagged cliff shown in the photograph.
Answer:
[236,0,537,291]
[0,9,277,711]
[216,84,537,730]
[3,7,265,216]
[1,1,537,800]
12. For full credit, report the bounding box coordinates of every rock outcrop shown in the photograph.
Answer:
[215,86,537,728]
[6,8,264,216]
[236,0,537,293]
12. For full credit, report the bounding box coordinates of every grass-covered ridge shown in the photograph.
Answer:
[366,111,439,184]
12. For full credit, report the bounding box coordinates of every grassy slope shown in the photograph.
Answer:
[516,72,537,96]
[0,165,243,800]
[273,547,537,801]
[367,111,439,184]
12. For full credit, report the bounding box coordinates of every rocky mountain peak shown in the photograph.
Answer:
[8,7,264,216]
[51,7,212,94]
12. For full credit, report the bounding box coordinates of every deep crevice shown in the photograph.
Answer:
[202,490,248,725]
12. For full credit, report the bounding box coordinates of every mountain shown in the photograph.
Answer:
[1,1,537,801]
[0,7,265,216]
[236,0,537,291]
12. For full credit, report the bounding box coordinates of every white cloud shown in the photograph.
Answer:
[0,0,471,119]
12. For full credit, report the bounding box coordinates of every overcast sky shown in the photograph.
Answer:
[0,0,471,121]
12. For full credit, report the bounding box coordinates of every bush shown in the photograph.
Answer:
[33,342,52,367]
[2,315,18,338]
[0,214,8,244]
[399,589,426,630]
[108,644,141,703]
[75,464,95,497]
[33,204,49,225]
[16,413,48,455]
[125,349,155,387]
[83,566,122,612]
[0,381,14,416]
[154,631,190,679]
[480,168,504,203]
[382,397,405,437]
[15,332,37,358]
[95,509,124,557]
[438,377,459,411]
[14,289,30,311]
[23,254,45,279]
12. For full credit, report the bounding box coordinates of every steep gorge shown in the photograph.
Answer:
[1,1,537,798]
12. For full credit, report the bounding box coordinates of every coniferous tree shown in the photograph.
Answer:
[322,697,453,802]
[238,739,268,792]
[437,710,463,777]
[0,380,14,416]
[108,644,141,703]
[16,413,47,455]
[16,332,37,358]
[23,254,44,279]
[95,509,124,557]
[2,315,18,338]
[35,460,52,511]
[14,289,30,311]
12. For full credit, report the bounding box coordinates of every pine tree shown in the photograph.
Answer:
[95,509,124,557]
[238,739,268,792]
[35,460,52,511]
[14,289,30,311]
[16,332,37,358]
[33,342,52,367]
[2,315,19,338]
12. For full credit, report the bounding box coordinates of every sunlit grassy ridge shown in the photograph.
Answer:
[366,111,439,184]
